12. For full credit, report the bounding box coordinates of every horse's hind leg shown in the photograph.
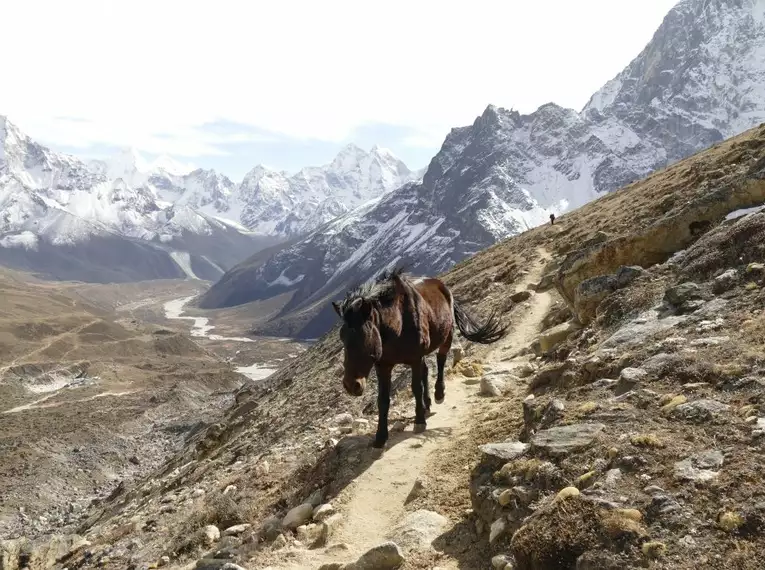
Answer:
[411,359,427,432]
[434,330,453,405]
[421,361,432,414]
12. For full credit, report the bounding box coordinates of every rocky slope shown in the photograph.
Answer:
[0,118,276,282]
[17,121,764,570]
[199,0,765,339]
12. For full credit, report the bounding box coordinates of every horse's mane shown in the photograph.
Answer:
[338,266,411,314]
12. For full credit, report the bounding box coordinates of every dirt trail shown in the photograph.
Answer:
[267,249,554,569]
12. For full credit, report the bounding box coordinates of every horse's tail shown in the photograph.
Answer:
[452,298,508,344]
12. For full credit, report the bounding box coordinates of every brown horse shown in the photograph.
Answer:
[332,268,507,448]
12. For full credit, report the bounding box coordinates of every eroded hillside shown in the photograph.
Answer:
[6,124,765,569]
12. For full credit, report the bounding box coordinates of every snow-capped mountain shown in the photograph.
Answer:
[230,144,419,236]
[0,117,274,282]
[200,0,765,338]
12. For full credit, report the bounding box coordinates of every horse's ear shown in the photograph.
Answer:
[391,271,408,297]
[332,301,342,318]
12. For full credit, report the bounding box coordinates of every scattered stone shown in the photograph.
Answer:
[511,486,536,507]
[259,517,282,542]
[497,489,514,507]
[391,421,407,433]
[530,423,605,457]
[489,518,507,543]
[282,503,315,530]
[386,510,448,554]
[333,413,354,426]
[345,541,405,570]
[713,269,738,293]
[689,336,730,346]
[296,523,328,548]
[492,554,512,569]
[536,320,581,354]
[478,442,529,467]
[574,275,618,324]
[615,367,648,396]
[192,489,206,498]
[158,555,170,566]
[616,265,645,289]
[451,346,465,365]
[511,290,532,303]
[664,282,703,307]
[604,469,623,488]
[515,362,536,378]
[203,525,221,546]
[222,524,251,536]
[313,504,336,522]
[671,399,730,422]
[307,489,324,507]
[255,461,270,476]
[480,375,508,397]
[353,419,370,434]
[223,485,237,496]
[674,449,724,483]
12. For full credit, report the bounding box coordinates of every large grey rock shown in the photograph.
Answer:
[480,375,508,397]
[671,399,730,422]
[345,542,405,570]
[713,269,739,293]
[615,367,648,395]
[616,265,645,288]
[574,275,618,324]
[385,510,448,554]
[530,423,605,457]
[664,282,703,307]
[536,320,581,354]
[282,503,314,529]
[479,442,529,465]
[674,449,725,483]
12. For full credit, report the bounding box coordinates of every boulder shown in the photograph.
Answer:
[615,265,645,289]
[385,510,448,554]
[671,399,730,422]
[511,290,533,303]
[478,442,530,468]
[664,282,703,307]
[345,542,405,570]
[574,275,618,324]
[713,269,739,293]
[530,424,605,457]
[481,375,508,397]
[615,367,648,396]
[535,320,581,354]
[313,503,336,522]
[674,449,724,483]
[282,503,314,529]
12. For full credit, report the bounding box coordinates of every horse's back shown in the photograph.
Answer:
[413,277,451,311]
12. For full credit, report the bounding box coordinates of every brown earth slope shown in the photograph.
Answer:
[0,271,249,544]
[7,123,765,570]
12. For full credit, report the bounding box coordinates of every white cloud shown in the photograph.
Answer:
[1,0,680,158]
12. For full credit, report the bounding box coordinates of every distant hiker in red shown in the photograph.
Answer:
[549,213,555,225]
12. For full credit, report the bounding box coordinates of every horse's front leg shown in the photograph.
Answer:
[411,359,427,432]
[421,361,432,414]
[435,330,452,404]
[373,364,393,449]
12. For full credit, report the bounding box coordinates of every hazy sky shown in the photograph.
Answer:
[3,0,680,180]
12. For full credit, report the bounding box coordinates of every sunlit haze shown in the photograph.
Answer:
[3,0,681,178]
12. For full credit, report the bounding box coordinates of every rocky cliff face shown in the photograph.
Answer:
[200,0,765,339]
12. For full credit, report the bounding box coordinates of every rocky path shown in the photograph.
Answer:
[264,250,553,570]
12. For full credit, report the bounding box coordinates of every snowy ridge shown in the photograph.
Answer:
[201,0,765,340]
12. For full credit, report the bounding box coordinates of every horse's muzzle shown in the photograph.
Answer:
[344,377,366,397]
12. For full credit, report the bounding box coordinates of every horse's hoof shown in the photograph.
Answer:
[435,397,444,404]
[371,439,387,450]
[413,423,427,433]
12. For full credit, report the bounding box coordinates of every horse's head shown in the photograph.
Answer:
[332,296,382,397]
